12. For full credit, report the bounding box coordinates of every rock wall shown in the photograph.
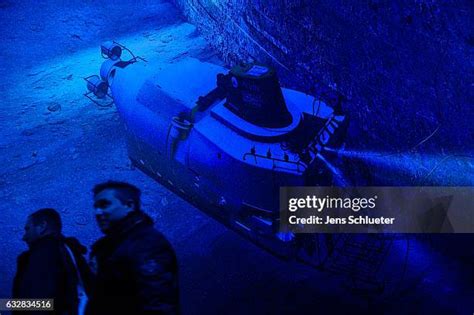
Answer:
[171,0,473,166]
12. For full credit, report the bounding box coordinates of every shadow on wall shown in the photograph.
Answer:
[171,0,473,185]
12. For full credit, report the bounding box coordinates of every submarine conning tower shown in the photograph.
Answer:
[224,63,293,128]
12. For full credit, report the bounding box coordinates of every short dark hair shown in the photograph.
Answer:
[29,208,62,233]
[93,181,141,211]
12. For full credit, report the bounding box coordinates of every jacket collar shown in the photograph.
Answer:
[92,211,153,254]
[29,233,62,249]
[107,211,153,236]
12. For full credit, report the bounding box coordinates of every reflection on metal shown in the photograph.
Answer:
[101,41,122,60]
[84,41,146,108]
[84,75,114,107]
[101,40,146,64]
[85,75,108,98]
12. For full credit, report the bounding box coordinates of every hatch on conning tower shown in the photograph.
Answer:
[224,63,293,129]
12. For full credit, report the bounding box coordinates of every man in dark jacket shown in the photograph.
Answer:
[86,181,179,315]
[13,208,92,315]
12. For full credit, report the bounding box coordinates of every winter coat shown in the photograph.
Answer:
[12,235,93,315]
[85,211,179,315]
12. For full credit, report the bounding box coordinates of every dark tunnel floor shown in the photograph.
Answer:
[0,1,473,314]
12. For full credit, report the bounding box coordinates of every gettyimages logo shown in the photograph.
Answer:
[280,187,474,233]
[288,195,378,212]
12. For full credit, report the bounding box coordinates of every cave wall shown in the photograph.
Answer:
[171,0,473,159]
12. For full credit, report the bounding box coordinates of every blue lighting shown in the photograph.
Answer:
[323,147,474,185]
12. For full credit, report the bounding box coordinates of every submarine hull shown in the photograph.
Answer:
[100,56,348,264]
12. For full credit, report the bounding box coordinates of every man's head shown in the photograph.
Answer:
[23,208,62,247]
[92,181,141,234]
